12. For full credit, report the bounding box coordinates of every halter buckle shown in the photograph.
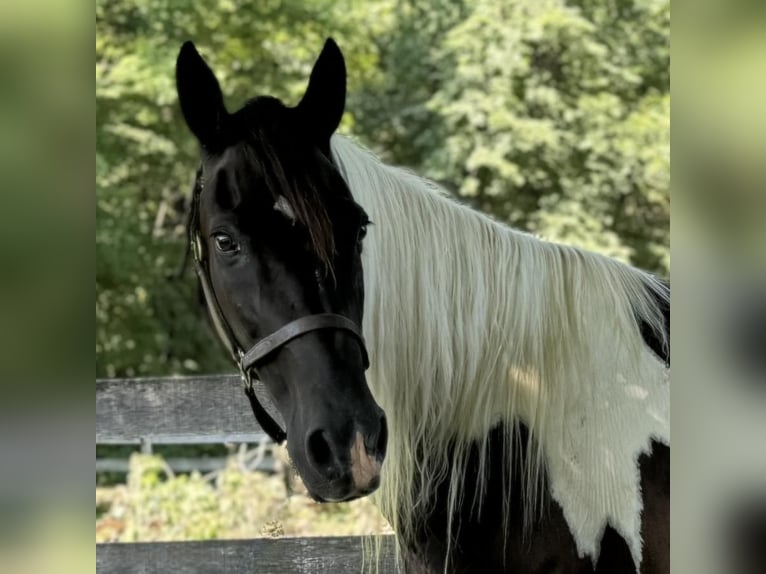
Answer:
[192,234,203,263]
[237,349,254,391]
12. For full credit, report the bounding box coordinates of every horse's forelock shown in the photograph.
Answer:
[237,132,336,272]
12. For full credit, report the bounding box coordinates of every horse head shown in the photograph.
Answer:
[175,38,387,502]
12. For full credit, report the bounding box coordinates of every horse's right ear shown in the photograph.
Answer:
[176,41,227,147]
[295,38,346,155]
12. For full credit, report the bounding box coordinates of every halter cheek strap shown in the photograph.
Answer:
[244,382,287,444]
[187,167,370,445]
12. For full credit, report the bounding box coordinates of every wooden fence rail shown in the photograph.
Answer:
[97,376,397,572]
[96,455,276,474]
[96,536,398,573]
[97,375,279,444]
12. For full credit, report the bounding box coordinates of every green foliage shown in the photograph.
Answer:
[96,453,389,541]
[369,0,669,269]
[96,0,670,377]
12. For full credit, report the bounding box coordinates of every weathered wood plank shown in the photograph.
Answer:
[96,375,283,444]
[96,536,398,573]
[96,456,276,474]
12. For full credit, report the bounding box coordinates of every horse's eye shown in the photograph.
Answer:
[358,222,370,242]
[213,233,238,253]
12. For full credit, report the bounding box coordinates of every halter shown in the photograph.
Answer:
[188,167,370,444]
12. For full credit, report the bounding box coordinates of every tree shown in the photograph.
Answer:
[96,0,670,377]
[356,0,669,272]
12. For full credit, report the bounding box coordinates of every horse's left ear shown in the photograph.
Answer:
[296,38,346,154]
[176,41,227,149]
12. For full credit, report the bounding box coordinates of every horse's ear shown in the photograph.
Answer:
[296,38,346,153]
[176,41,227,147]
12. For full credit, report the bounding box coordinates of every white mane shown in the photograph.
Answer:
[330,134,670,569]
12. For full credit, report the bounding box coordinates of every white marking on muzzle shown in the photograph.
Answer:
[349,432,381,489]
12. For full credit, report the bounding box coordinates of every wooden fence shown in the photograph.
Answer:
[96,375,398,573]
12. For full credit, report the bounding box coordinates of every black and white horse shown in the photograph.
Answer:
[176,38,669,574]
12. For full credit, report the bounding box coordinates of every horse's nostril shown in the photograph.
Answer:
[375,414,388,459]
[307,429,334,468]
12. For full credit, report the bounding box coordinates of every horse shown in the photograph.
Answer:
[175,38,670,574]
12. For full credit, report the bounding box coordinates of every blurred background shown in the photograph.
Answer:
[5,0,766,571]
[95,0,672,548]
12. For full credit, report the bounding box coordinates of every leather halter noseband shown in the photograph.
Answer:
[188,168,369,444]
